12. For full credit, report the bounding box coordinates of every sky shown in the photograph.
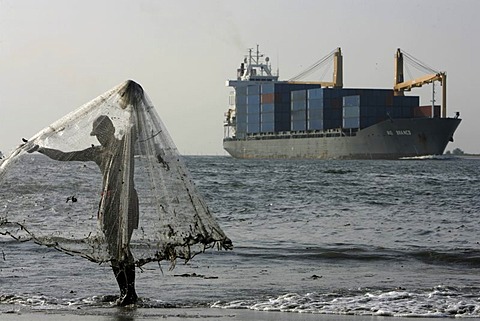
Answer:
[0,0,479,155]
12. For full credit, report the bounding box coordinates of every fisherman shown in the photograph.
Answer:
[29,115,139,306]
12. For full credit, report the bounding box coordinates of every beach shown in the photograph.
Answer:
[1,308,449,321]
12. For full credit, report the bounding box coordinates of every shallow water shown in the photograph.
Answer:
[1,156,480,318]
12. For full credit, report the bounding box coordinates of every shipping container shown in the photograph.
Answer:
[343,95,360,108]
[291,109,307,121]
[237,85,421,134]
[236,94,247,106]
[343,117,360,129]
[261,83,275,94]
[261,112,275,123]
[247,85,260,95]
[343,106,360,118]
[291,120,307,131]
[247,103,260,114]
[236,121,246,133]
[260,122,275,133]
[307,119,324,130]
[261,103,275,113]
[236,104,247,115]
[247,95,260,105]
[292,100,307,111]
[414,105,440,118]
[261,93,275,104]
[308,88,323,100]
[235,86,247,96]
[236,112,247,124]
[308,98,324,109]
[291,90,307,101]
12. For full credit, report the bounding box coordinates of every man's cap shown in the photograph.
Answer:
[90,115,114,136]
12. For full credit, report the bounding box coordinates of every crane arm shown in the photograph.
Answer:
[394,73,445,92]
[287,80,336,87]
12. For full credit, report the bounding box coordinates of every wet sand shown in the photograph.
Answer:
[1,307,447,321]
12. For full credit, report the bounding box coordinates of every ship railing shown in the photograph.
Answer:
[229,127,360,141]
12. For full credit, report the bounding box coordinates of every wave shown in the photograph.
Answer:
[3,286,480,318]
[0,293,197,311]
[212,286,480,317]
[232,245,480,267]
[399,154,457,160]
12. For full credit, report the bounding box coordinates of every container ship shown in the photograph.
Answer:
[223,46,461,159]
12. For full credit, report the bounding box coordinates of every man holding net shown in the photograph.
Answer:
[29,115,139,306]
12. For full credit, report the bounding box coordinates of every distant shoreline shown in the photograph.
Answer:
[455,154,480,159]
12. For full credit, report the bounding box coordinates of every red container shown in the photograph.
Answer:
[414,105,440,118]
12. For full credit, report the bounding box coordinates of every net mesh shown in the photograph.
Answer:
[0,80,232,267]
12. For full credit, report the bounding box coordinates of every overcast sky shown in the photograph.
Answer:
[1,0,478,155]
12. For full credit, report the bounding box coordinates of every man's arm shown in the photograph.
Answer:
[30,145,98,162]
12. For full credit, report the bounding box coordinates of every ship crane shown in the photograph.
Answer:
[394,48,447,118]
[287,47,343,88]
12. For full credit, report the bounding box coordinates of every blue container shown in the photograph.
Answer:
[261,83,275,94]
[343,95,360,108]
[236,121,246,133]
[308,119,324,130]
[236,112,247,124]
[292,100,307,111]
[343,117,360,129]
[308,98,324,109]
[308,108,323,120]
[291,109,307,121]
[261,113,275,123]
[236,95,247,106]
[246,122,260,133]
[260,122,275,132]
[291,90,307,101]
[247,103,260,114]
[291,120,307,131]
[236,104,247,115]
[308,88,323,99]
[247,113,260,123]
[247,95,260,105]
[236,86,247,96]
[261,103,275,113]
[343,106,360,118]
[247,85,260,95]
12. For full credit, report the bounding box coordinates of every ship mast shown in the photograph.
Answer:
[287,48,343,88]
[236,45,278,82]
[394,48,447,118]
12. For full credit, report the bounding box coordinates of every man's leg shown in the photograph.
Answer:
[112,260,128,299]
[121,262,138,305]
[114,249,138,306]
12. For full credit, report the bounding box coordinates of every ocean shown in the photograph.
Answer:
[1,156,480,318]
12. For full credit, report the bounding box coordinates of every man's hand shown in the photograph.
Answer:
[27,144,40,153]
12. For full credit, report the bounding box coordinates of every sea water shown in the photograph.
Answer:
[1,156,480,317]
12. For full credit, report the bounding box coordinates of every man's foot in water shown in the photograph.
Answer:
[117,293,138,306]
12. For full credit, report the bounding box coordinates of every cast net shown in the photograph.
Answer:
[0,80,232,267]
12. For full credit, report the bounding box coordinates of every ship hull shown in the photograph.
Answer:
[223,118,461,159]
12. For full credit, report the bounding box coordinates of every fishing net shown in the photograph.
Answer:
[0,80,232,267]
